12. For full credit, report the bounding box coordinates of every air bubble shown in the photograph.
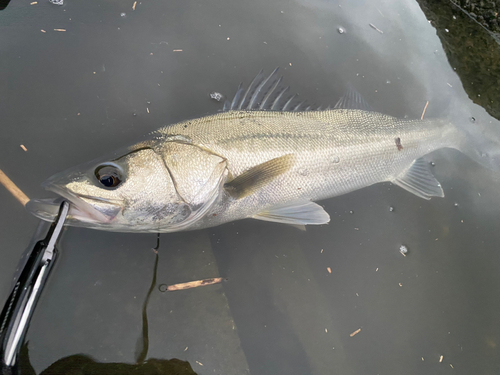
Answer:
[337,27,346,34]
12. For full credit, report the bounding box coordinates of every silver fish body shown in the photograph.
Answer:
[27,70,494,232]
[159,109,454,230]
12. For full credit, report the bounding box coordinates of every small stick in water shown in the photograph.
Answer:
[0,169,30,206]
[421,101,429,120]
[369,23,384,34]
[160,277,226,292]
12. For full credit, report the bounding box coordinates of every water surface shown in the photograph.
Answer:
[1,0,499,373]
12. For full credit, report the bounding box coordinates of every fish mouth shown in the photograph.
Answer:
[27,184,121,225]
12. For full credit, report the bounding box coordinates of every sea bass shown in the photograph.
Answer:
[27,69,499,232]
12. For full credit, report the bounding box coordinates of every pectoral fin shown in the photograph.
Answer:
[253,201,330,226]
[392,157,444,200]
[224,154,295,199]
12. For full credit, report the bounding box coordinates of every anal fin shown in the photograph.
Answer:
[392,157,444,200]
[253,201,330,226]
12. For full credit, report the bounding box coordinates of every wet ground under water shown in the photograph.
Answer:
[1,0,500,374]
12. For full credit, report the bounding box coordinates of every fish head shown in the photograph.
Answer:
[27,137,228,232]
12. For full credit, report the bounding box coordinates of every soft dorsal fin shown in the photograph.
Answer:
[333,84,372,111]
[253,201,330,226]
[392,157,444,200]
[224,154,295,199]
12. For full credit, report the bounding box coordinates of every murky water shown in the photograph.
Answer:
[1,0,500,374]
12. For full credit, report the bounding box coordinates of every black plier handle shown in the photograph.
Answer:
[0,201,69,371]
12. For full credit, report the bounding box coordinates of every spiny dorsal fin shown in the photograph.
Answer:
[253,201,330,225]
[392,157,444,200]
[333,84,372,111]
[223,69,371,113]
[223,68,317,112]
[224,154,295,199]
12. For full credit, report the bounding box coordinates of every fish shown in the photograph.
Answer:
[27,68,500,232]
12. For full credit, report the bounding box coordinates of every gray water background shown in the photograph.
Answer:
[1,0,500,373]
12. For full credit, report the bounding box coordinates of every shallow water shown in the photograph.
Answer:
[1,0,500,373]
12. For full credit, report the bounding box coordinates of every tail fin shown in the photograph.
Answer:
[451,103,500,172]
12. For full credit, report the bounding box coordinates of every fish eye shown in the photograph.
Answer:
[94,164,123,188]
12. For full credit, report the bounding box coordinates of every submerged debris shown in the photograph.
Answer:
[210,92,224,102]
[369,23,384,33]
[160,277,226,292]
[350,328,361,337]
[399,245,408,256]
[420,101,429,120]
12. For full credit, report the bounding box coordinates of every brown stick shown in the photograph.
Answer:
[350,328,361,337]
[0,169,29,206]
[420,101,429,120]
[163,277,225,292]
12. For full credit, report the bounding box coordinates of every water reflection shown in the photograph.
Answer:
[19,343,197,375]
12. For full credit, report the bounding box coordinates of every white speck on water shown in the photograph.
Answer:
[120,12,126,17]
[209,92,224,102]
[400,245,408,255]
[454,202,459,207]
[337,27,345,34]
[386,80,391,84]
[445,28,449,32]
[49,0,63,5]
[389,206,394,212]
[349,210,354,214]
[430,161,436,166]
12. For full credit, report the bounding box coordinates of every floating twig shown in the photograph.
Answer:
[421,100,429,120]
[369,23,384,34]
[0,169,30,206]
[350,328,361,337]
[161,277,225,292]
